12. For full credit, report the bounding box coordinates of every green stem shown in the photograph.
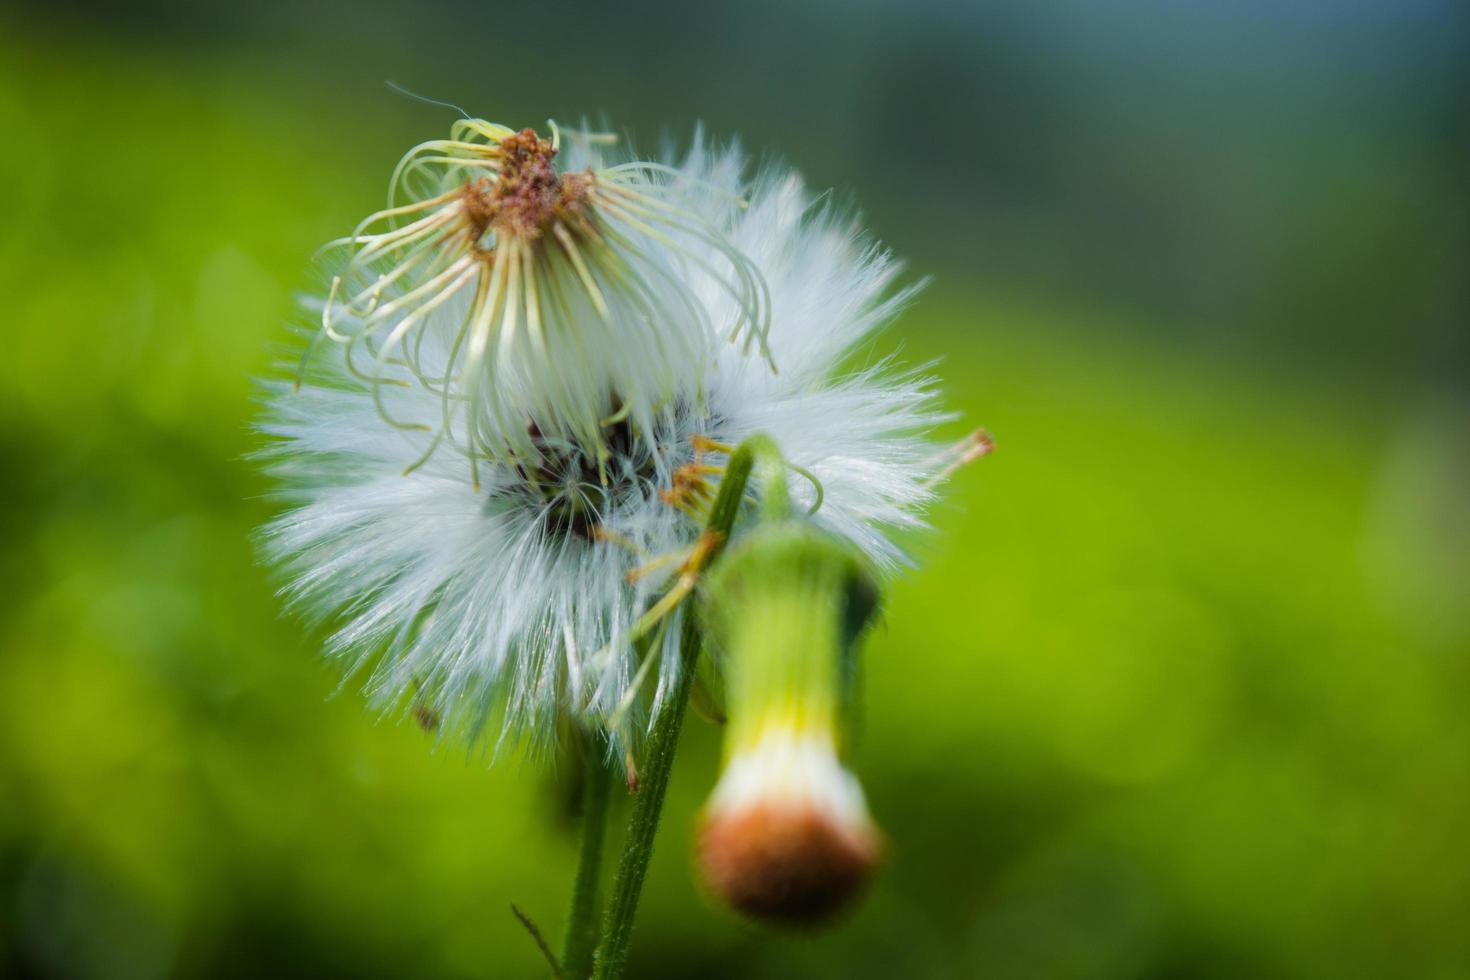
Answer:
[591,614,701,980]
[591,434,787,980]
[561,730,612,979]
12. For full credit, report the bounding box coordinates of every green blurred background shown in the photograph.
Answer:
[2,1,1467,977]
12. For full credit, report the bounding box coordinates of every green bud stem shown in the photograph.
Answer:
[702,522,873,760]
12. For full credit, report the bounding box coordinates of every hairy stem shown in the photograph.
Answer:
[561,730,613,979]
[591,434,787,980]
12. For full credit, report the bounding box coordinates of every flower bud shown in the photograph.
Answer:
[695,522,882,925]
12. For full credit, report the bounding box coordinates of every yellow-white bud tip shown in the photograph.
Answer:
[697,729,882,926]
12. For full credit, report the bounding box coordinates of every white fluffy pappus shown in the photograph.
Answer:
[258,125,951,756]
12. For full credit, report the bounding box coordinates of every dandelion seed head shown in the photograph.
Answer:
[259,118,953,756]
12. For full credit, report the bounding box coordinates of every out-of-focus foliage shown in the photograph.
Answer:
[1,2,1467,977]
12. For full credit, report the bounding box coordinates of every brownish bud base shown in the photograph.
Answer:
[697,803,881,927]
